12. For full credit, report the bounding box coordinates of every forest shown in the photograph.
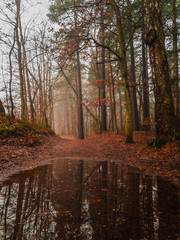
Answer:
[0,1,179,239]
[0,0,179,146]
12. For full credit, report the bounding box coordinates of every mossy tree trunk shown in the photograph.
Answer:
[145,0,176,146]
[171,0,179,129]
[109,0,133,143]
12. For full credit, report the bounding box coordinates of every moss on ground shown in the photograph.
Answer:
[0,115,55,146]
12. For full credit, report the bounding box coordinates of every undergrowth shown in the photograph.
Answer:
[0,115,55,146]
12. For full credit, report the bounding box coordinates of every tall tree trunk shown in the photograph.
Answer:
[109,0,133,143]
[38,62,43,123]
[142,3,150,130]
[138,75,143,124]
[76,50,84,139]
[111,79,118,133]
[95,45,101,133]
[22,57,28,119]
[48,64,53,128]
[15,0,27,120]
[118,84,124,130]
[42,50,48,125]
[145,0,176,146]
[171,0,179,129]
[109,79,114,131]
[74,10,84,139]
[100,3,107,132]
[20,31,35,121]
[130,38,140,131]
[9,26,16,118]
[109,53,118,133]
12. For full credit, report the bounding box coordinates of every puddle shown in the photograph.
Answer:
[0,159,179,239]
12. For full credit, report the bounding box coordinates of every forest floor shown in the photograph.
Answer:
[0,131,179,184]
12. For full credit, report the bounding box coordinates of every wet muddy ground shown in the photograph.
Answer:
[0,132,179,184]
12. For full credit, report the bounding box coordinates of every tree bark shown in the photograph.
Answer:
[142,3,150,130]
[171,0,179,129]
[95,45,101,133]
[15,0,27,120]
[109,0,133,143]
[100,3,107,132]
[75,53,84,139]
[9,25,17,118]
[145,0,176,146]
[109,52,118,133]
[130,38,140,131]
[20,25,35,121]
[118,84,124,130]
[75,14,84,139]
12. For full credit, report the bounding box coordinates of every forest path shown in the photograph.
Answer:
[0,132,179,184]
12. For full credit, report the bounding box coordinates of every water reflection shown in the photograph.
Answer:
[0,160,179,239]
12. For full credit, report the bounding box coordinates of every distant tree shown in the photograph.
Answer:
[130,37,140,131]
[48,0,84,139]
[127,0,140,131]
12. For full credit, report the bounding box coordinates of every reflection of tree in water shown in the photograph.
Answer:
[87,164,140,240]
[124,166,140,240]
[0,161,179,239]
[157,177,179,239]
[0,166,56,239]
[51,159,84,239]
[142,175,154,240]
[87,161,108,240]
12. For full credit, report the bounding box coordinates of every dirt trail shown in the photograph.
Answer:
[0,132,179,184]
[0,135,103,182]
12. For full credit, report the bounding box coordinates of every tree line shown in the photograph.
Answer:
[0,0,54,126]
[0,0,179,146]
